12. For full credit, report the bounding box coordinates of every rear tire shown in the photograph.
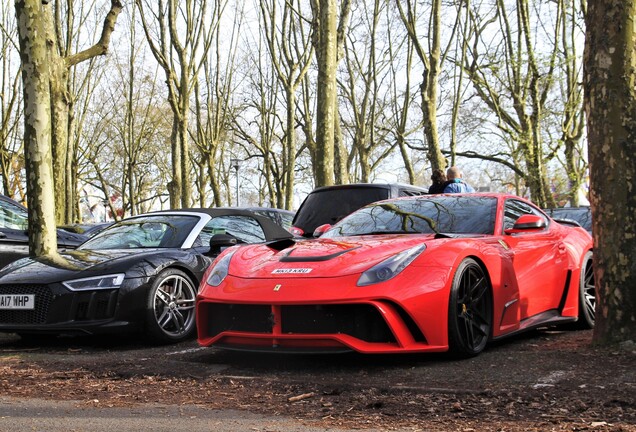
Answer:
[145,269,197,344]
[576,251,595,329]
[447,258,492,358]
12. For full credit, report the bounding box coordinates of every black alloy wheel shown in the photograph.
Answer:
[447,258,492,357]
[577,250,595,329]
[145,268,197,343]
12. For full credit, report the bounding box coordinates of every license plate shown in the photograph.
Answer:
[0,294,35,310]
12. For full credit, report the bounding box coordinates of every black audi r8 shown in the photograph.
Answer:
[0,208,292,343]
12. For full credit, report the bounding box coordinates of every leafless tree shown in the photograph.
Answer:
[584,0,636,345]
[0,2,23,199]
[136,0,219,208]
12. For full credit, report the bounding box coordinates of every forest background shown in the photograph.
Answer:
[1,0,588,223]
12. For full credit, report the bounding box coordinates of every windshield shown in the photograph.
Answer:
[79,215,200,250]
[321,196,498,237]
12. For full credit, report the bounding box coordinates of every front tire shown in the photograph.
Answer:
[577,251,595,329]
[448,258,492,357]
[145,269,197,343]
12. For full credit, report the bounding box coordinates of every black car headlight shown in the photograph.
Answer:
[206,249,236,287]
[357,244,426,286]
[62,274,126,291]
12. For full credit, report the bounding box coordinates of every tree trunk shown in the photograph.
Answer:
[314,0,337,187]
[584,0,636,345]
[15,0,57,256]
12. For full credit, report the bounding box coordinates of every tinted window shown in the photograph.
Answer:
[80,215,200,249]
[294,187,389,235]
[504,199,547,231]
[547,208,592,232]
[0,199,28,230]
[278,212,294,230]
[322,196,498,237]
[399,188,426,197]
[196,215,266,245]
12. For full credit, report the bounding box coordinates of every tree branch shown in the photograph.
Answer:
[66,0,123,67]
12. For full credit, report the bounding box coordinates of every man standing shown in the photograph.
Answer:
[443,166,475,193]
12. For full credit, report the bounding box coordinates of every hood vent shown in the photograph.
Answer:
[266,238,297,252]
[280,246,360,263]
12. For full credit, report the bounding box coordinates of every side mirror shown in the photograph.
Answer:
[313,224,332,237]
[289,226,304,237]
[209,233,238,255]
[505,214,547,235]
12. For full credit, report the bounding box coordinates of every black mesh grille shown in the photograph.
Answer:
[206,304,273,336]
[205,303,396,344]
[281,304,395,343]
[0,285,52,325]
[70,290,118,321]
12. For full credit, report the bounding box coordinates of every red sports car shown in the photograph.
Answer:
[196,194,595,357]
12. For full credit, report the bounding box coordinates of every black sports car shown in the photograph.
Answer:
[543,207,592,234]
[0,194,87,269]
[0,208,292,343]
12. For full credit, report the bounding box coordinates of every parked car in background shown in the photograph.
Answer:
[197,193,594,357]
[0,195,87,269]
[246,207,295,231]
[0,208,293,343]
[290,183,428,237]
[59,222,114,238]
[543,206,592,234]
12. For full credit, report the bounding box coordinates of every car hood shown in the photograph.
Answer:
[229,235,436,279]
[0,248,177,284]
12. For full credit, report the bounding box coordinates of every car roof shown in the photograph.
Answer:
[307,183,427,193]
[246,207,295,215]
[143,207,294,239]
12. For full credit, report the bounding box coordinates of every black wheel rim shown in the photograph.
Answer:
[153,274,196,338]
[583,256,595,324]
[455,264,491,352]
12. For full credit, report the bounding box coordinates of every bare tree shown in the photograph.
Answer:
[311,0,338,187]
[260,0,313,209]
[395,0,446,172]
[461,0,562,207]
[45,0,123,224]
[15,0,57,255]
[0,1,23,199]
[584,0,636,345]
[555,0,586,207]
[136,0,219,209]
[386,13,420,185]
[233,31,286,208]
[340,0,398,182]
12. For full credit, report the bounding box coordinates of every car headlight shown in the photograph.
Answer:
[357,244,426,286]
[206,249,236,287]
[62,274,126,291]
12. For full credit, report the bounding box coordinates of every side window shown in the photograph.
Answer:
[503,200,547,231]
[197,215,266,245]
[399,188,425,197]
[0,199,29,230]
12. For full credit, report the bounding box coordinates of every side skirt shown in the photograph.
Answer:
[491,309,576,342]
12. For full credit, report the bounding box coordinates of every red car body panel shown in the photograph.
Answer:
[196,194,593,354]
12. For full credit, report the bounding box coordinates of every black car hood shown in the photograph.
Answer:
[0,248,185,284]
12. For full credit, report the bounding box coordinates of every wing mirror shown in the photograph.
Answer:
[313,224,332,237]
[289,226,304,237]
[505,214,547,235]
[209,233,238,255]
